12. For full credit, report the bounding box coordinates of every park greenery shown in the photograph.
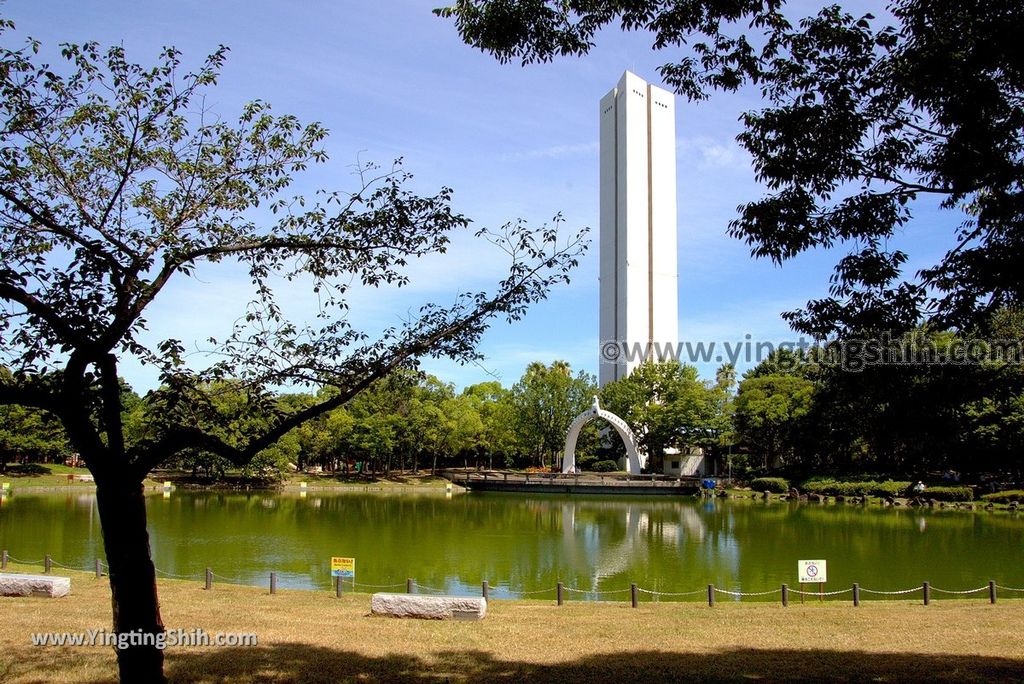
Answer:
[2,2,1022,682]
[433,0,1024,481]
[438,0,1024,336]
[0,20,584,682]
[7,310,1024,486]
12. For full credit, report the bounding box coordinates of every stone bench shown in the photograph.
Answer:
[0,573,71,598]
[371,593,486,621]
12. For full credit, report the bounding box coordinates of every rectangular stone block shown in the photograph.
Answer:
[371,592,486,620]
[0,573,71,598]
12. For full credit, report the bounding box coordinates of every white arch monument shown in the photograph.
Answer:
[562,396,645,475]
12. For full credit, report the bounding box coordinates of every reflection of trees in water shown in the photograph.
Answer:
[4,492,1022,594]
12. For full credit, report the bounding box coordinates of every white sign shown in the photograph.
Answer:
[798,559,827,583]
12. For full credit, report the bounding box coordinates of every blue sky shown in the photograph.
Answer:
[4,0,958,391]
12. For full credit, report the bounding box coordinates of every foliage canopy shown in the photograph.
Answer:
[438,0,1024,336]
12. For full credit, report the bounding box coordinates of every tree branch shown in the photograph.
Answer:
[0,279,83,344]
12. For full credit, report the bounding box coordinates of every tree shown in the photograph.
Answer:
[511,360,595,468]
[438,0,1024,335]
[439,394,485,468]
[708,363,738,466]
[806,324,1022,477]
[600,361,722,469]
[0,402,70,464]
[733,372,815,470]
[0,25,584,682]
[463,381,520,468]
[960,308,1024,479]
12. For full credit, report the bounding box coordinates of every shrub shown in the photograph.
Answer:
[924,486,973,502]
[981,489,1024,503]
[590,460,620,473]
[800,479,910,497]
[750,477,789,493]
[869,480,911,497]
[802,479,846,496]
[802,479,862,496]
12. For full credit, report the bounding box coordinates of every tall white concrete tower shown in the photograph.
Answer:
[599,71,678,387]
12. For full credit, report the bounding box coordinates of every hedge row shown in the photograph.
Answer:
[798,480,974,501]
[922,486,974,502]
[749,477,790,493]
[800,479,910,497]
[980,489,1024,503]
[745,477,977,501]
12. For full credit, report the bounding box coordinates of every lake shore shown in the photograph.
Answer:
[1,562,1022,683]
[722,487,1020,511]
[0,467,454,494]
[3,466,1019,510]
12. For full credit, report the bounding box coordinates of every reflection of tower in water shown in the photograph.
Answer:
[555,500,715,591]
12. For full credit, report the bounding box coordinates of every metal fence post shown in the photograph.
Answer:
[270,572,277,595]
[781,583,788,607]
[923,581,930,605]
[853,583,860,607]
[557,582,564,606]
[335,575,342,598]
[95,558,102,578]
[482,580,489,600]
[989,580,996,604]
[205,567,212,590]
[631,583,638,608]
[44,554,52,574]
[407,578,414,594]
[1,549,7,570]
[707,584,715,608]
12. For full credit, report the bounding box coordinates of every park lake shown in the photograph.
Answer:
[2,490,1022,599]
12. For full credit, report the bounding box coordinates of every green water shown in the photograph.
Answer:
[1,490,1022,599]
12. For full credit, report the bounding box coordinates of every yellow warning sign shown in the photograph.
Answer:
[331,557,355,578]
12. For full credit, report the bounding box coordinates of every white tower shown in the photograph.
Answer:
[599,71,678,387]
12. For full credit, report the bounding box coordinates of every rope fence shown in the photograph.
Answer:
[352,581,406,590]
[715,587,784,597]
[637,587,707,597]
[154,568,200,581]
[410,581,446,594]
[563,586,632,595]
[930,585,990,595]
[788,588,853,597]
[2,549,1020,609]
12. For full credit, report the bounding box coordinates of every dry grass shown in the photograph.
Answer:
[2,563,1023,683]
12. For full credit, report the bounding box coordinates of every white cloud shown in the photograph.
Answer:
[677,136,752,171]
[500,141,599,162]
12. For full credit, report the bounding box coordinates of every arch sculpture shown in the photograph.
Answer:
[562,396,645,475]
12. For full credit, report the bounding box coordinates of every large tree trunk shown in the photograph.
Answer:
[95,476,166,683]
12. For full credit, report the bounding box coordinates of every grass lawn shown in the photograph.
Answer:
[1,563,1022,682]
[0,463,166,490]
